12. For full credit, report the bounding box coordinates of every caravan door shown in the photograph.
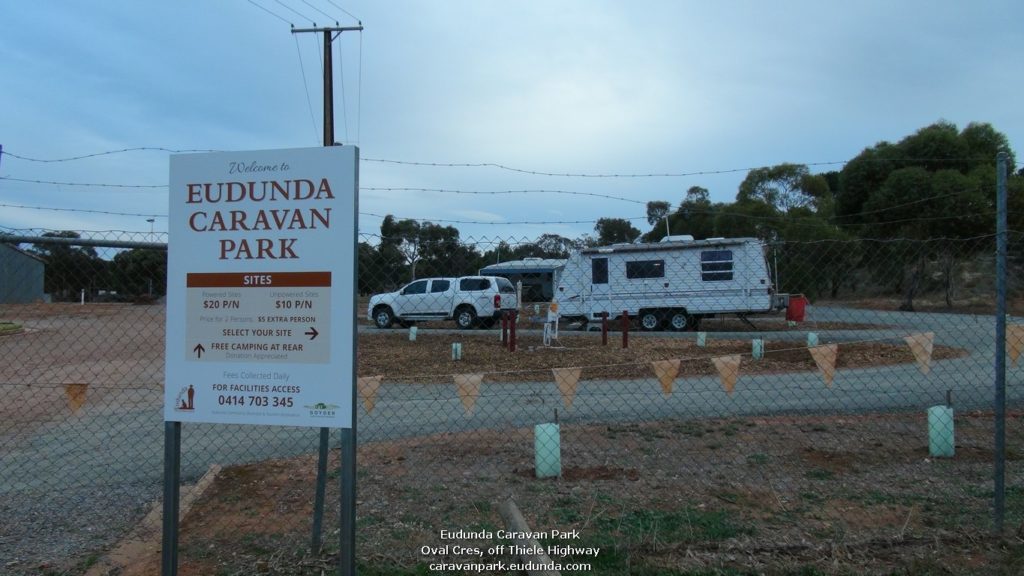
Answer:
[589,257,610,318]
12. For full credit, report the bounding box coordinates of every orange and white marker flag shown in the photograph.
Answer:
[651,359,681,397]
[552,367,582,408]
[453,373,484,415]
[903,332,935,375]
[808,344,839,387]
[357,375,384,413]
[1008,325,1024,367]
[65,383,88,413]
[711,355,741,396]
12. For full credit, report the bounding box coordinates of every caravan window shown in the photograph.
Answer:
[625,260,665,279]
[591,258,608,284]
[700,250,733,281]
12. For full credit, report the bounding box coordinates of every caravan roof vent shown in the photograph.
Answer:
[660,235,695,243]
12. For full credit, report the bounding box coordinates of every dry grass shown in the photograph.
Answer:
[123,412,1024,575]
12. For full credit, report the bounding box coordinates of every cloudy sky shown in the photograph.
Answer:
[0,0,1020,244]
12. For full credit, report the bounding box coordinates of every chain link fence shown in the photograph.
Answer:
[1,229,1022,575]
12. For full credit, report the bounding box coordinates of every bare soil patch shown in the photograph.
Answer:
[358,332,967,384]
[121,412,1024,575]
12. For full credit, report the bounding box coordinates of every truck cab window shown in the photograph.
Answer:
[402,280,428,295]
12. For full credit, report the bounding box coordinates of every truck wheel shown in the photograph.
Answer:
[373,306,394,329]
[455,306,478,329]
[668,311,692,332]
[639,310,662,331]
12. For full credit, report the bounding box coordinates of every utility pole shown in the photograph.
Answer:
[292,25,363,147]
[291,22,362,576]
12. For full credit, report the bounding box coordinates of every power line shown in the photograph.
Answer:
[323,0,360,24]
[293,36,321,144]
[337,33,349,142]
[297,0,336,23]
[246,0,293,25]
[271,0,315,25]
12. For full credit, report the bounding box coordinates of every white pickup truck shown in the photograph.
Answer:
[367,276,519,329]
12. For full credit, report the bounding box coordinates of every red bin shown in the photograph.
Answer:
[786,294,807,322]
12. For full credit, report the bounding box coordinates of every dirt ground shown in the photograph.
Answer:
[359,332,965,384]
[0,303,986,575]
[120,411,1024,575]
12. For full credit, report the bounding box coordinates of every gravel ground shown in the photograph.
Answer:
[0,301,1010,574]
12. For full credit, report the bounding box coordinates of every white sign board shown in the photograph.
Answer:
[165,146,357,427]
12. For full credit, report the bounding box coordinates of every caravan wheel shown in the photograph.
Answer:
[639,311,663,331]
[668,311,695,332]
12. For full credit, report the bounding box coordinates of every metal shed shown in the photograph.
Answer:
[479,257,566,302]
[0,243,46,303]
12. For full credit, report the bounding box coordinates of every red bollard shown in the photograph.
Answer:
[509,311,518,352]
[501,311,508,345]
[601,312,609,346]
[621,310,629,349]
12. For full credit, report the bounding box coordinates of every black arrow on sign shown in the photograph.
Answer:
[193,343,205,358]
[305,327,319,340]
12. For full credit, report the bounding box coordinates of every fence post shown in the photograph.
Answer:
[161,421,181,576]
[311,427,330,553]
[601,312,608,346]
[501,312,508,346]
[995,151,1008,534]
[509,311,517,353]
[621,310,629,349]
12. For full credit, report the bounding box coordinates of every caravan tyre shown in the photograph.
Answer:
[639,311,662,331]
[668,311,692,332]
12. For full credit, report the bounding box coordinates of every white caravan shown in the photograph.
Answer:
[552,236,789,331]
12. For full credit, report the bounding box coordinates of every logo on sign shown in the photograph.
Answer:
[174,385,196,411]
[305,402,340,418]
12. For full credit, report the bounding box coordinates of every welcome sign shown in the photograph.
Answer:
[165,146,358,427]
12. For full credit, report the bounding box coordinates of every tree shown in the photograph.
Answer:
[645,201,671,226]
[737,163,827,212]
[28,231,109,301]
[594,218,641,245]
[840,121,1017,309]
[379,216,424,280]
[374,215,481,285]
[111,248,167,296]
[672,186,717,240]
[713,200,780,241]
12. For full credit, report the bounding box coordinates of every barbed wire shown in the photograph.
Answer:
[362,186,647,204]
[2,146,1005,176]
[0,176,165,189]
[0,147,220,162]
[0,203,167,218]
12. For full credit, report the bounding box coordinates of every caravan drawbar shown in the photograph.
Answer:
[552,236,789,331]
